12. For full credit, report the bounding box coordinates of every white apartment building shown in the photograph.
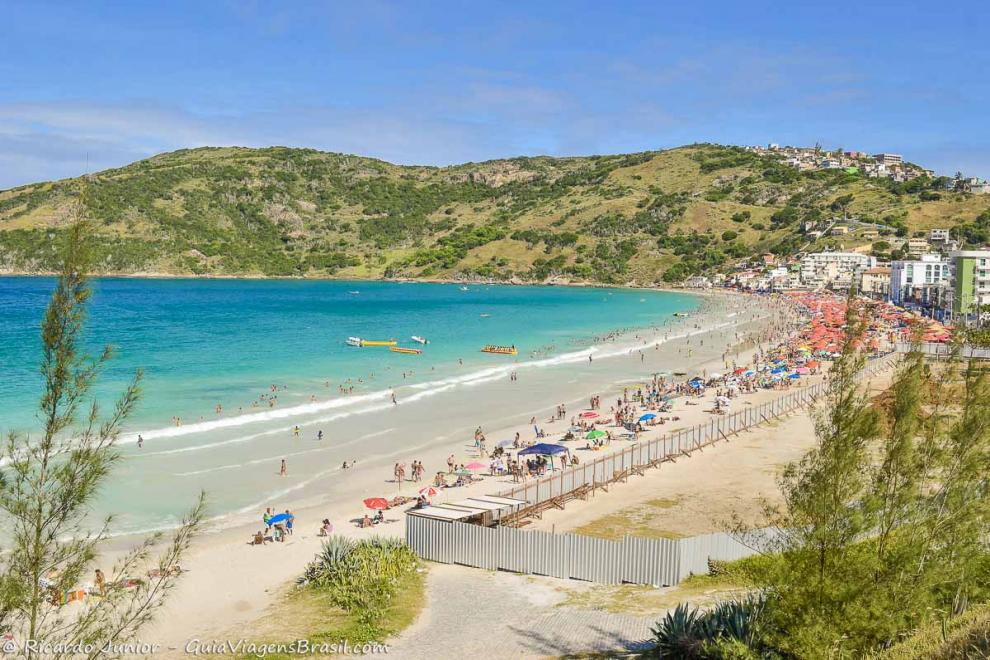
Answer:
[890,254,950,305]
[800,252,876,289]
[929,228,951,243]
[874,153,903,166]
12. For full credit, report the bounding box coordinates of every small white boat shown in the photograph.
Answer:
[411,335,429,345]
[346,337,362,347]
[459,286,469,291]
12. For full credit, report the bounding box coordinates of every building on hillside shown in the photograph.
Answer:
[972,180,990,195]
[860,266,892,300]
[831,225,850,235]
[800,252,876,289]
[861,229,879,241]
[890,255,950,307]
[874,153,903,166]
[929,228,951,243]
[904,237,931,256]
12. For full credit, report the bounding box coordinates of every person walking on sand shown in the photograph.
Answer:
[95,568,106,596]
[317,429,323,441]
[280,459,287,477]
[137,434,143,449]
[447,454,455,473]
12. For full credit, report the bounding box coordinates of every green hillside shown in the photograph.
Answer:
[1,144,987,283]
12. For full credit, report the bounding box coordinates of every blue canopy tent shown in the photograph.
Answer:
[518,443,568,456]
[518,442,569,470]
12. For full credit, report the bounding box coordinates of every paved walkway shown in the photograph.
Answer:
[388,564,655,658]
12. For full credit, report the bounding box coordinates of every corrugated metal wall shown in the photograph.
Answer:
[407,515,769,586]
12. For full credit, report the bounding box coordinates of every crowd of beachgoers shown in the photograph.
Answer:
[247,291,831,538]
[215,288,943,547]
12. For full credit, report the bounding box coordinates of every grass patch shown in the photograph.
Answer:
[242,537,426,658]
[881,604,990,659]
[246,566,426,658]
[571,497,684,541]
[555,554,772,616]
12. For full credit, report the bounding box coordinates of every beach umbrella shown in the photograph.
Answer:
[789,373,801,379]
[770,366,787,374]
[796,367,810,375]
[579,411,599,419]
[744,370,755,377]
[418,486,439,498]
[363,497,390,510]
[638,413,656,421]
[465,461,486,470]
[585,430,607,439]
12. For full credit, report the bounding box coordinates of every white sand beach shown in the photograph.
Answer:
[89,291,807,652]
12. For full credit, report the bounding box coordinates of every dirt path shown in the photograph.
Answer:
[388,564,655,658]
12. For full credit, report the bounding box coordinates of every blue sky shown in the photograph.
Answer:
[0,1,986,188]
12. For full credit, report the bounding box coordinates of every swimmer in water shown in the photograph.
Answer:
[137,435,143,449]
[280,459,287,476]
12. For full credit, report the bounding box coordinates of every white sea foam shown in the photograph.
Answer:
[116,311,763,462]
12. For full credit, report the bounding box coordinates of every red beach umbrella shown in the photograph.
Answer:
[363,497,390,510]
[579,411,599,419]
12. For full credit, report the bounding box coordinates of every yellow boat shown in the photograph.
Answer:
[361,339,397,347]
[481,344,518,356]
[390,346,422,355]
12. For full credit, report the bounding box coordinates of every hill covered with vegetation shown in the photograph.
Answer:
[1,144,987,283]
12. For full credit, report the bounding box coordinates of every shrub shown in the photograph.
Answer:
[298,536,418,631]
[648,596,765,658]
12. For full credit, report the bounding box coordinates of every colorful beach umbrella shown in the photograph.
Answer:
[363,497,390,510]
[585,430,607,439]
[465,461,486,470]
[418,486,439,498]
[579,411,599,419]
[638,413,656,421]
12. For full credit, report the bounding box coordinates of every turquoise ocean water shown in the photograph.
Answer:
[0,277,703,532]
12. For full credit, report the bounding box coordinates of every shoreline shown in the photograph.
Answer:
[99,289,750,540]
[84,291,796,650]
[0,270,703,294]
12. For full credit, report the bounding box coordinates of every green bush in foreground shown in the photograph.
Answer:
[648,597,765,659]
[298,536,417,638]
[652,303,990,658]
